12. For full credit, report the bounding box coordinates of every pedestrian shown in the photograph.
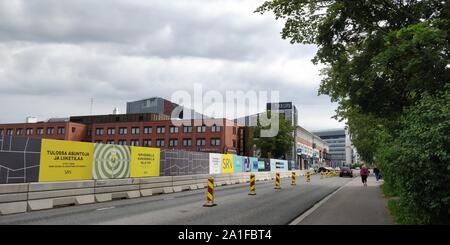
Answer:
[373,165,381,181]
[360,164,369,187]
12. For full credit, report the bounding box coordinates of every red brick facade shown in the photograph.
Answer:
[0,118,242,154]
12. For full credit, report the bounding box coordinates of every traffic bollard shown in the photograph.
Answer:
[249,174,256,195]
[291,172,296,185]
[203,177,217,207]
[320,171,324,179]
[274,173,281,189]
[306,171,311,183]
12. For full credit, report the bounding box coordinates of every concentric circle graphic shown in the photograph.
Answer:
[93,144,130,179]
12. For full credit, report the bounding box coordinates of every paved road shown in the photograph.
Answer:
[0,176,352,225]
[298,177,394,225]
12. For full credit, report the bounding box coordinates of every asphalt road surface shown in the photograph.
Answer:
[0,175,352,225]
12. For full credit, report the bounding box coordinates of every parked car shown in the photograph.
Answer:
[317,167,327,173]
[339,167,353,177]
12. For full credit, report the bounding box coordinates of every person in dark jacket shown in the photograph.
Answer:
[373,166,381,181]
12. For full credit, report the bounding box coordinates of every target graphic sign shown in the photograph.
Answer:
[93,144,130,179]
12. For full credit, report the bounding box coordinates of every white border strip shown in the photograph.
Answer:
[289,178,356,225]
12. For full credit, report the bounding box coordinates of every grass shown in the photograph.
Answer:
[381,182,415,224]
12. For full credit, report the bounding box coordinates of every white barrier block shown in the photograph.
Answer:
[95,193,112,202]
[28,199,53,211]
[163,187,174,194]
[140,189,153,196]
[75,195,95,205]
[0,201,27,215]
[126,191,141,199]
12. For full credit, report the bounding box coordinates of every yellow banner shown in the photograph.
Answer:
[222,154,234,174]
[39,139,94,182]
[130,147,160,177]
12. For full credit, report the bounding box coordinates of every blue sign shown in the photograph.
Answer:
[250,157,259,172]
[233,155,243,173]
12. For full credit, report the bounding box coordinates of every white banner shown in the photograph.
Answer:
[209,153,222,174]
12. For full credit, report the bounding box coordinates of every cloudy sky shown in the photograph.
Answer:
[0,0,344,131]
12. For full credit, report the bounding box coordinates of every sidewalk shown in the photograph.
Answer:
[297,176,394,225]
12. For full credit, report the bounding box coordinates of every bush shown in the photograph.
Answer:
[377,89,450,224]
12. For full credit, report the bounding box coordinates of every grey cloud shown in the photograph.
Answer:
[0,0,343,130]
[0,0,315,60]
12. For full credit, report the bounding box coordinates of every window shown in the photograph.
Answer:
[211,138,221,146]
[233,127,237,135]
[183,126,192,133]
[211,125,221,132]
[106,140,115,144]
[57,127,65,135]
[118,140,127,145]
[87,129,92,136]
[197,126,206,133]
[0,129,3,135]
[232,139,237,148]
[169,126,178,133]
[169,139,178,147]
[143,139,151,147]
[36,128,44,135]
[130,140,140,146]
[196,138,206,146]
[6,129,13,135]
[183,139,192,146]
[119,127,128,135]
[47,127,54,135]
[95,140,103,144]
[144,127,152,134]
[95,128,104,135]
[72,127,76,133]
[16,128,23,135]
[156,139,165,147]
[26,128,33,135]
[107,128,115,135]
[157,126,165,134]
[131,127,140,134]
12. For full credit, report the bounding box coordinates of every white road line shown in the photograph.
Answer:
[288,178,356,225]
[96,206,115,211]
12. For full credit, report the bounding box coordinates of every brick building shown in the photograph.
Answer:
[0,113,244,155]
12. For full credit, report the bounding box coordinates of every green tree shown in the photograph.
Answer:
[257,0,450,223]
[252,112,294,159]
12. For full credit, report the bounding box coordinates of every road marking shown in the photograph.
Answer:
[288,178,356,225]
[96,206,115,211]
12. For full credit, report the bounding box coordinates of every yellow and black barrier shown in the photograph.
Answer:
[320,171,324,179]
[249,174,256,195]
[274,173,281,189]
[203,177,217,207]
[306,171,311,183]
[291,172,296,185]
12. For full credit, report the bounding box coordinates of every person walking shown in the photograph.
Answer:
[373,165,381,181]
[360,165,369,187]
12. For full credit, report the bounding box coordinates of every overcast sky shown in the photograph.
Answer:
[0,0,344,131]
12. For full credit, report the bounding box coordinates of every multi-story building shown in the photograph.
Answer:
[0,118,87,142]
[236,102,299,161]
[0,113,243,155]
[126,97,206,119]
[312,129,356,167]
[295,126,329,170]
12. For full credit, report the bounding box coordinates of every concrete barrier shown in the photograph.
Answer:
[95,179,140,202]
[139,176,173,195]
[172,175,197,192]
[0,171,304,215]
[27,180,95,211]
[0,183,29,215]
